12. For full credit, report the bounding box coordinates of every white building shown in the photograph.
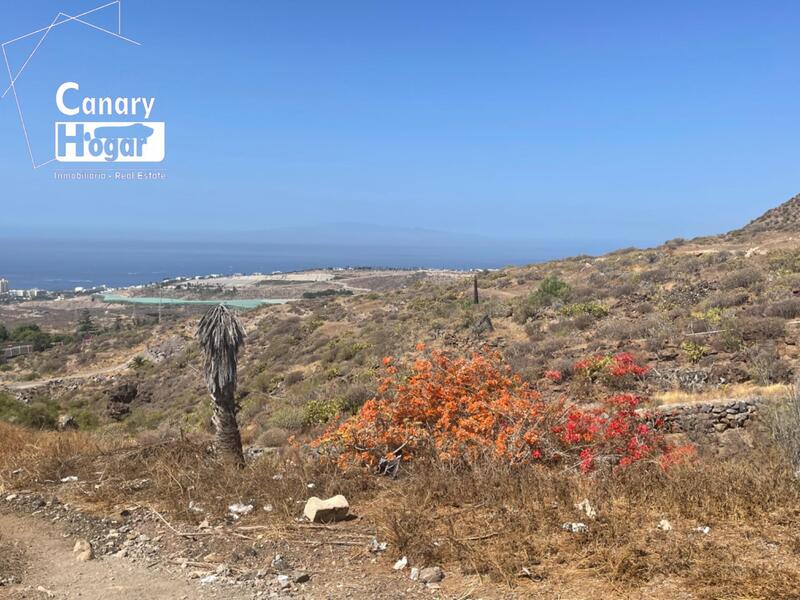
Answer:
[0,278,8,294]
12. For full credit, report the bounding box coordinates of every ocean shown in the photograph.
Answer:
[0,236,632,291]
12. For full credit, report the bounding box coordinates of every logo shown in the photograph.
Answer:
[2,2,166,170]
[54,82,165,162]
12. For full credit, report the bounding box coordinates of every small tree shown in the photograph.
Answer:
[196,305,246,466]
[76,309,96,335]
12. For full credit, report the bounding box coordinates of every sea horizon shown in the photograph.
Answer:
[0,234,654,292]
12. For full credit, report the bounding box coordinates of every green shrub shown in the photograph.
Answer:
[534,276,571,306]
[681,341,709,363]
[0,393,59,429]
[559,302,609,319]
[268,406,307,430]
[304,398,346,425]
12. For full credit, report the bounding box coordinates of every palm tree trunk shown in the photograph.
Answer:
[210,383,244,467]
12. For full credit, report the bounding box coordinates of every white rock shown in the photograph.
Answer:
[409,567,420,581]
[60,476,78,483]
[199,574,218,584]
[228,503,254,519]
[73,539,94,561]
[694,525,711,535]
[561,522,588,533]
[657,519,673,531]
[368,537,388,553]
[303,495,349,523]
[393,556,408,570]
[575,499,597,520]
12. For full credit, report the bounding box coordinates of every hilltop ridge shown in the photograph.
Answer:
[738,193,800,234]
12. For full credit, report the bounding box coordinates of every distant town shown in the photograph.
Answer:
[0,276,109,304]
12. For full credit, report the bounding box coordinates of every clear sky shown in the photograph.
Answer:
[0,0,798,244]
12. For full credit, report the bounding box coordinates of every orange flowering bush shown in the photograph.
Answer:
[313,346,687,473]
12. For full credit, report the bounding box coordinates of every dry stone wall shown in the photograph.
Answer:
[653,398,760,434]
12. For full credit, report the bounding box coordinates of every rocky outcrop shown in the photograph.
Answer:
[107,382,138,421]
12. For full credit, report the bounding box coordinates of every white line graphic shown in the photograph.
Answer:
[1,1,142,169]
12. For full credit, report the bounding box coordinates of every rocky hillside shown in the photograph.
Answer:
[739,193,800,233]
[3,193,800,444]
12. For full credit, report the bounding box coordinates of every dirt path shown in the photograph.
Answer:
[0,513,250,600]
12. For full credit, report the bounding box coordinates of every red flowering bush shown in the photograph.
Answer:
[573,352,650,389]
[313,345,689,473]
[544,369,563,383]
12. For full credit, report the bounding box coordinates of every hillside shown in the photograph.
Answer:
[740,193,800,233]
[6,194,800,438]
[3,194,800,598]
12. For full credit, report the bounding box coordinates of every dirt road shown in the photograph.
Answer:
[0,513,250,600]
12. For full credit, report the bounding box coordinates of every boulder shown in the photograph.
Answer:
[73,539,94,562]
[57,414,79,431]
[418,566,444,584]
[303,495,349,523]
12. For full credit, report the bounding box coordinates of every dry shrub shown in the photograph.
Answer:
[746,343,792,385]
[597,317,661,341]
[721,268,764,290]
[0,421,375,523]
[733,316,785,341]
[764,298,800,319]
[367,452,800,594]
[0,422,109,486]
[704,290,749,309]
[766,382,800,472]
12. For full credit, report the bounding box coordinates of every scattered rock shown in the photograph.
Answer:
[276,574,291,590]
[199,574,218,584]
[60,476,78,483]
[271,554,286,570]
[228,503,254,519]
[561,522,588,533]
[292,571,310,584]
[37,586,56,597]
[418,566,444,584]
[73,539,94,561]
[393,556,408,570]
[303,495,349,523]
[694,525,711,535]
[57,414,79,431]
[657,519,673,532]
[368,537,388,553]
[409,567,420,581]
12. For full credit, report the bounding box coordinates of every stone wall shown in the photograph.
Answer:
[653,398,760,434]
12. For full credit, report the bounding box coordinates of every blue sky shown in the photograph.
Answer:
[0,0,798,244]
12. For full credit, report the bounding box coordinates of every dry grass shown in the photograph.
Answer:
[3,421,800,598]
[653,382,789,405]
